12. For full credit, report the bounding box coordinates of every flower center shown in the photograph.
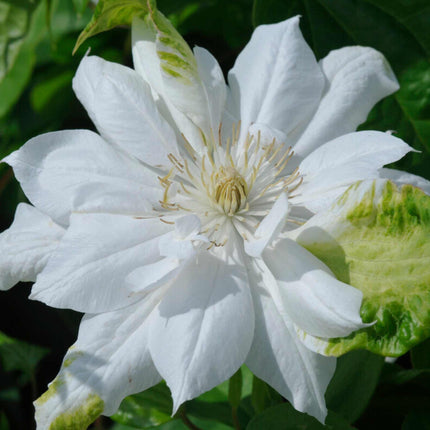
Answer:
[214,167,248,215]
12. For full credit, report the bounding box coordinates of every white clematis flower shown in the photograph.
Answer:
[0,15,425,428]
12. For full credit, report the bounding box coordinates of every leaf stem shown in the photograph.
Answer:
[232,406,241,430]
[180,412,202,430]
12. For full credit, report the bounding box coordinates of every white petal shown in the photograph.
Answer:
[131,16,163,93]
[288,179,389,244]
[159,232,196,260]
[293,46,399,157]
[127,257,181,294]
[379,167,430,195]
[149,251,254,412]
[228,16,324,142]
[194,46,227,136]
[293,131,413,212]
[31,214,172,313]
[3,130,162,226]
[73,55,179,167]
[245,193,288,257]
[295,326,333,357]
[246,259,335,423]
[264,238,368,338]
[248,123,288,147]
[132,17,227,151]
[175,214,202,239]
[154,38,216,144]
[34,294,162,429]
[132,17,205,153]
[0,204,64,291]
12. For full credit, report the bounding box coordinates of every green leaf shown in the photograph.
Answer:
[0,387,20,402]
[72,0,90,15]
[73,0,153,53]
[411,338,430,369]
[169,0,254,49]
[0,331,48,383]
[111,382,173,428]
[185,400,233,428]
[252,0,303,28]
[292,180,430,357]
[250,376,283,414]
[0,43,34,118]
[250,376,268,414]
[382,366,430,386]
[0,0,40,82]
[325,350,384,422]
[0,0,46,117]
[395,61,430,153]
[402,410,430,430]
[246,403,354,429]
[362,0,430,57]
[0,413,9,430]
[195,380,229,403]
[251,0,430,183]
[251,0,427,70]
[314,0,426,73]
[228,369,242,408]
[189,418,233,430]
[183,366,254,428]
[361,61,430,180]
[30,69,74,113]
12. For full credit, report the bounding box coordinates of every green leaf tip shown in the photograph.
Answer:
[73,0,157,54]
[295,180,430,357]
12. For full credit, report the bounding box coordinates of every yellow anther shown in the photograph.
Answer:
[214,167,248,215]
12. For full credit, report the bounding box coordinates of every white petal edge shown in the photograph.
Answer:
[31,213,173,313]
[0,204,64,291]
[131,16,206,153]
[263,238,369,338]
[193,46,227,138]
[3,130,162,226]
[245,193,289,257]
[295,326,334,357]
[126,257,181,295]
[293,46,399,157]
[379,167,430,195]
[288,179,395,244]
[228,16,324,143]
[73,55,179,167]
[34,292,163,429]
[148,250,254,413]
[246,258,335,423]
[292,130,413,213]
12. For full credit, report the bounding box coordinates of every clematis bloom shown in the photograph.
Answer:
[1,15,427,428]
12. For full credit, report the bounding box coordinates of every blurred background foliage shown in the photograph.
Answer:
[0,0,429,429]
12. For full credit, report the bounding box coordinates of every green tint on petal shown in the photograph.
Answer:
[49,394,104,430]
[74,0,156,53]
[35,377,104,430]
[294,180,430,357]
[144,6,197,86]
[34,348,104,429]
[73,0,197,89]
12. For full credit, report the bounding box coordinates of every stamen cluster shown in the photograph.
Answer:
[156,123,303,243]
